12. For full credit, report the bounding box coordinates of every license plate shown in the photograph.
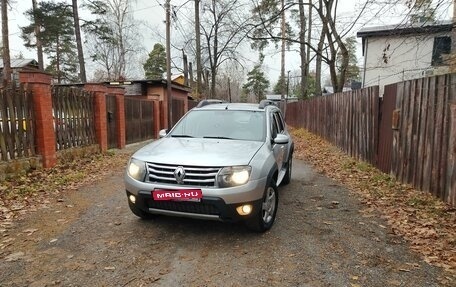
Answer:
[152,189,203,201]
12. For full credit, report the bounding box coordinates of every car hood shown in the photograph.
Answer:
[132,138,264,166]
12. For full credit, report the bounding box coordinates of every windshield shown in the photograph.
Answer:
[170,110,265,142]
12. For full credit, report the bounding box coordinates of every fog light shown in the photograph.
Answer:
[236,204,252,216]
[129,195,136,204]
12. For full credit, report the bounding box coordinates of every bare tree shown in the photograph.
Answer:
[83,0,143,80]
[298,0,307,97]
[200,0,251,98]
[1,0,11,83]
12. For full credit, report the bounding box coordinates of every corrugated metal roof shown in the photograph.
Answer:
[0,59,39,69]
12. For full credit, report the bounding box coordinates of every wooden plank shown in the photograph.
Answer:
[423,76,437,192]
[412,78,427,189]
[405,79,417,184]
[431,75,446,198]
[399,80,411,182]
[447,102,456,207]
[0,89,9,160]
[438,74,450,201]
[5,86,16,159]
[392,82,403,178]
[445,74,456,207]
[13,84,25,158]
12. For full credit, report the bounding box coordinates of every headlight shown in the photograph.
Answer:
[217,166,251,187]
[127,158,146,181]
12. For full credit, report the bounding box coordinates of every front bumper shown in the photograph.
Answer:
[126,190,262,222]
[124,173,267,222]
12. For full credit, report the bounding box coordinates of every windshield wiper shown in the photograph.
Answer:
[203,136,234,140]
[171,134,194,138]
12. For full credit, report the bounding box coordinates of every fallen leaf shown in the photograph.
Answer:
[104,266,116,270]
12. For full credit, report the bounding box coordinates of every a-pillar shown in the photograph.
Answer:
[84,84,108,153]
[19,71,56,168]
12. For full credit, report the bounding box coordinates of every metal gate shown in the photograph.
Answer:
[125,98,154,144]
[106,95,118,149]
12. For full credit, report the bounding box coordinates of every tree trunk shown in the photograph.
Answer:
[32,0,44,70]
[315,24,326,96]
[1,0,11,84]
[298,0,307,98]
[280,0,286,99]
[56,35,61,83]
[210,0,217,99]
[450,0,456,72]
[72,0,87,82]
[195,0,202,97]
[307,0,312,85]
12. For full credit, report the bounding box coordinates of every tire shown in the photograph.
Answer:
[246,179,278,232]
[128,201,156,220]
[281,152,293,186]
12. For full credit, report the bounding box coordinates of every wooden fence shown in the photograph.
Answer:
[52,86,96,151]
[0,82,35,161]
[286,74,456,206]
[391,74,455,206]
[286,86,379,164]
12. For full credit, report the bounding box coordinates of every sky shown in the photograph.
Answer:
[5,0,454,84]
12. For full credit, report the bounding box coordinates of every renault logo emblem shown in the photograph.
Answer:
[174,166,186,184]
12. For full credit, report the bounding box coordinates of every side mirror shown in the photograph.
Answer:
[274,134,289,144]
[158,129,168,138]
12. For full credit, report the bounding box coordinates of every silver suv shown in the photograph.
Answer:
[124,100,293,232]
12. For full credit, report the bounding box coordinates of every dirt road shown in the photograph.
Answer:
[0,150,453,286]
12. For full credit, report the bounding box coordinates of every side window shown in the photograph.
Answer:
[273,112,284,133]
[271,113,278,139]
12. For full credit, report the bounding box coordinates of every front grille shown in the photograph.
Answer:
[147,200,220,215]
[146,162,221,187]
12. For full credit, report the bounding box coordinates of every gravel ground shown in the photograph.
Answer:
[0,144,453,286]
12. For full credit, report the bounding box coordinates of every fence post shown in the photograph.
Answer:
[84,84,108,153]
[107,86,126,149]
[18,71,56,168]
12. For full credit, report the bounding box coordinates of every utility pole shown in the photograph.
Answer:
[1,0,11,84]
[195,0,202,98]
[165,0,173,128]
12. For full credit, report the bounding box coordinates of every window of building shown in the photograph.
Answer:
[431,36,451,66]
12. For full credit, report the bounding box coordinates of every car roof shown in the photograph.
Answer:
[194,101,279,112]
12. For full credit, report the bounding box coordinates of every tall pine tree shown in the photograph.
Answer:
[21,1,78,83]
[143,43,166,80]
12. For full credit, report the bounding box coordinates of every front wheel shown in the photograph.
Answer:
[246,180,278,232]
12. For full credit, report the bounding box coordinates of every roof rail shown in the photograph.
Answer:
[259,99,277,109]
[196,99,226,108]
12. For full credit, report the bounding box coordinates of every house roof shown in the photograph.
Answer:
[107,79,191,93]
[0,58,39,69]
[357,20,453,38]
[266,94,298,101]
